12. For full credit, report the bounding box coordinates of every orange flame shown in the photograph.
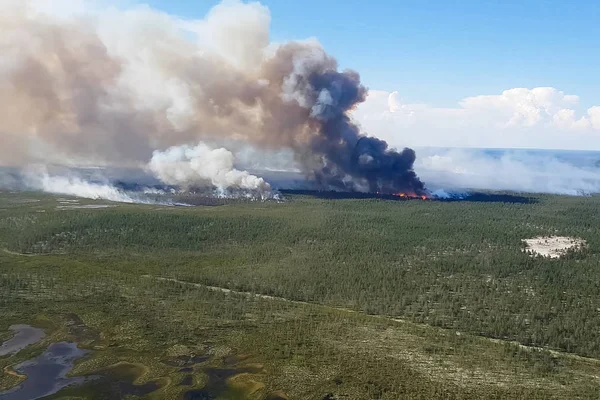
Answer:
[389,192,430,200]
[376,191,430,200]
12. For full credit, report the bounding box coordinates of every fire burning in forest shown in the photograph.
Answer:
[0,0,426,202]
[378,192,429,200]
[393,193,429,200]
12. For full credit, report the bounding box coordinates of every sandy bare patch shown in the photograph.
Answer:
[523,236,585,259]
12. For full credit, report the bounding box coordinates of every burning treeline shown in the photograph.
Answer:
[0,0,424,196]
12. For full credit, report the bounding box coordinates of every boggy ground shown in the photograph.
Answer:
[1,191,600,399]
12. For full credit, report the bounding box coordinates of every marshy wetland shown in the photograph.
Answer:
[1,340,90,400]
[0,325,45,357]
[2,190,600,399]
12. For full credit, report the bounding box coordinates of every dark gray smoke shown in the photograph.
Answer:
[306,70,424,194]
[264,44,425,194]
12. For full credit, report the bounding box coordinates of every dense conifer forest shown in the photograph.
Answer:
[1,191,600,399]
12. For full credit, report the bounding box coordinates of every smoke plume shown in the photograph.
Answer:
[416,148,600,196]
[148,142,272,198]
[22,166,139,203]
[0,0,423,196]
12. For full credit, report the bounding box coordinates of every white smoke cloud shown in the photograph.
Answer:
[0,0,282,166]
[192,0,271,69]
[147,142,272,197]
[415,148,600,195]
[22,166,138,203]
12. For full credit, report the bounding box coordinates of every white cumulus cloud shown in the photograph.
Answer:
[353,87,600,150]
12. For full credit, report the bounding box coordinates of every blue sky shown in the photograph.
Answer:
[137,0,600,109]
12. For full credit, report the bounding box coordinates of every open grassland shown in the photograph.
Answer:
[1,191,600,399]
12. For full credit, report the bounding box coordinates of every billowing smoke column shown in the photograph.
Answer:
[287,62,425,194]
[148,143,272,198]
[0,0,424,197]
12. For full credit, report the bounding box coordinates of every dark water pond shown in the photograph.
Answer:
[0,342,91,400]
[0,325,45,357]
[183,365,263,400]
